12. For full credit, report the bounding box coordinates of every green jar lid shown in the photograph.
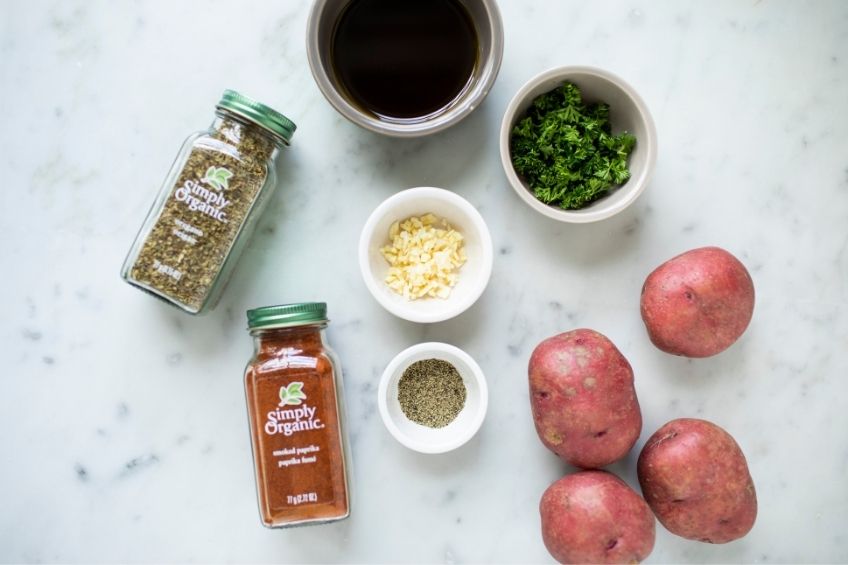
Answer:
[217,89,296,145]
[247,302,328,330]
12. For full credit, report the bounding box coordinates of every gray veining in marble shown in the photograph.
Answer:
[1,0,847,563]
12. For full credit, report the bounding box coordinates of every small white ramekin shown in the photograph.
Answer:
[378,342,488,454]
[500,65,657,223]
[358,187,493,324]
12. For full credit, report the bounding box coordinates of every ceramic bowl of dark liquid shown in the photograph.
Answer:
[307,0,503,137]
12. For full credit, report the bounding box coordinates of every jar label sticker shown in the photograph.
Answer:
[253,375,337,508]
[128,146,265,310]
[264,382,326,436]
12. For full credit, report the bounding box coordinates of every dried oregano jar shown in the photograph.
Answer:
[121,90,296,314]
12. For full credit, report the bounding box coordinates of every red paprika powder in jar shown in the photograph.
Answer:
[244,302,351,527]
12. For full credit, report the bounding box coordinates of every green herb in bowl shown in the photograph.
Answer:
[510,82,636,210]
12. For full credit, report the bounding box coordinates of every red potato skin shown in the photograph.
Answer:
[640,246,754,357]
[529,329,641,469]
[637,418,757,543]
[540,471,656,564]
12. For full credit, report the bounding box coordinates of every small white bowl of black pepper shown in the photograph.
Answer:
[378,342,488,454]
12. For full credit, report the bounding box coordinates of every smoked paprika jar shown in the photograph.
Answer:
[244,302,351,528]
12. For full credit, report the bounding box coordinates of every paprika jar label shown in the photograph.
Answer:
[244,302,351,528]
[253,377,337,509]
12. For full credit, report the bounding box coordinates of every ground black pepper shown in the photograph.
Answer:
[398,358,467,428]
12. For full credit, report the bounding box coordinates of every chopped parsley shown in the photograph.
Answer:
[510,82,636,210]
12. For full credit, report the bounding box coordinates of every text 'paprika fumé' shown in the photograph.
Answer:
[244,303,351,527]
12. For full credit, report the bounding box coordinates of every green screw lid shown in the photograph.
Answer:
[247,302,328,330]
[217,89,296,145]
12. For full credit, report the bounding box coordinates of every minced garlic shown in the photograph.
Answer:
[380,213,467,300]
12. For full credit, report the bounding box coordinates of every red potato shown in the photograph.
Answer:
[640,246,754,357]
[529,329,641,469]
[637,418,757,543]
[540,471,656,564]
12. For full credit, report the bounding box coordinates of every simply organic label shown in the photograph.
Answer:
[252,375,338,509]
[264,382,327,437]
[173,166,234,223]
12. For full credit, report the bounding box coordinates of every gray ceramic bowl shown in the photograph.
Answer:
[499,66,657,223]
[306,0,504,138]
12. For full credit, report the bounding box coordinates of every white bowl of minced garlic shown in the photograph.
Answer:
[359,187,493,323]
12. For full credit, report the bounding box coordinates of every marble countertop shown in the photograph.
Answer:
[2,1,847,563]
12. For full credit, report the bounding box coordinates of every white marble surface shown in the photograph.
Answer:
[2,1,847,563]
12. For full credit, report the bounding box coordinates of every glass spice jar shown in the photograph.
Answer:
[121,90,296,314]
[244,303,351,528]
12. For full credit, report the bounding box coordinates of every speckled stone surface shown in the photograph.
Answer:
[1,1,847,562]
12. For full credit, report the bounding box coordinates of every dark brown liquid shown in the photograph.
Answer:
[331,0,478,122]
